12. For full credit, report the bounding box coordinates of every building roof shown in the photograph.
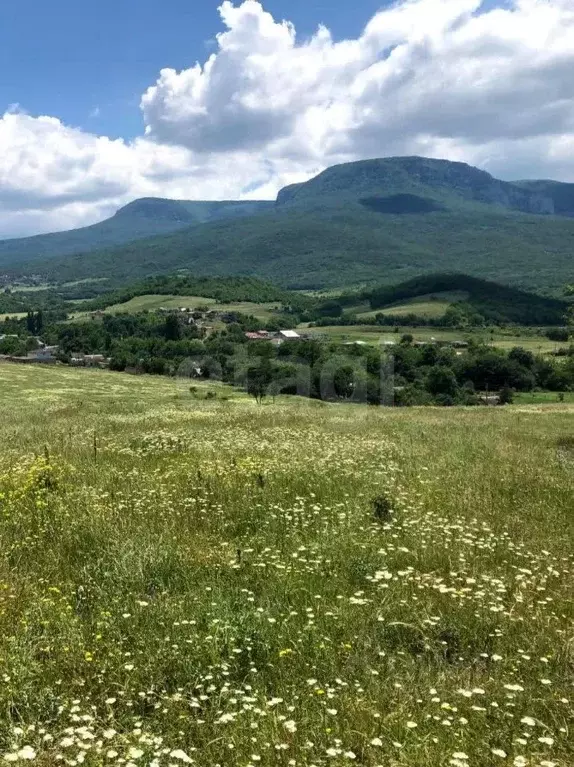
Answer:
[279,330,301,339]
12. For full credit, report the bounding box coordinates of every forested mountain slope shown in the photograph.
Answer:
[5,157,574,293]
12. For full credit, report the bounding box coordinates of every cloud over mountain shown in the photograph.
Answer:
[2,0,574,237]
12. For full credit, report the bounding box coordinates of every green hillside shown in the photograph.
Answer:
[0,198,272,268]
[5,157,574,292]
[73,272,570,329]
[276,156,558,214]
[82,274,307,310]
[17,204,574,293]
[364,274,570,325]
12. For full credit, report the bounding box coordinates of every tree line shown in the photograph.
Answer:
[2,310,573,406]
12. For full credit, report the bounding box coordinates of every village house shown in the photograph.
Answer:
[3,345,60,365]
[244,329,303,345]
[279,330,301,340]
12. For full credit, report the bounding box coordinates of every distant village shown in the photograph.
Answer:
[0,338,108,367]
[0,297,484,373]
[0,304,310,369]
[0,327,471,370]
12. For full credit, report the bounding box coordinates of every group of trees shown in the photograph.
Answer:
[2,301,574,406]
[0,287,69,316]
[365,274,569,326]
[304,274,572,328]
[202,333,574,406]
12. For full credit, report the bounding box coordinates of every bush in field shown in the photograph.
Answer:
[546,327,570,342]
[499,385,515,405]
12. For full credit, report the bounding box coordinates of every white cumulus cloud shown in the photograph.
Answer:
[142,0,574,175]
[3,0,574,237]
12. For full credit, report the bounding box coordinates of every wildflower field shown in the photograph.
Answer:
[0,363,572,767]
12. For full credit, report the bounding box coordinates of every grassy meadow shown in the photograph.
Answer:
[353,293,471,321]
[0,363,572,767]
[304,325,563,354]
[367,300,453,319]
[89,295,281,322]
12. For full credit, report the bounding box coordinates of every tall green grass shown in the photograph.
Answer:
[0,364,572,767]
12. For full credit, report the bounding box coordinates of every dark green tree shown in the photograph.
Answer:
[426,366,459,398]
[163,314,181,341]
[246,359,273,404]
[499,385,514,405]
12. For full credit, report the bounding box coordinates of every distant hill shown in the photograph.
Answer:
[277,156,557,214]
[0,198,272,268]
[3,157,574,293]
[364,273,570,326]
[81,274,308,312]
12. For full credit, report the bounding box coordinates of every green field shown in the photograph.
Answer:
[375,300,452,319]
[102,294,217,313]
[62,278,111,288]
[355,292,470,320]
[514,390,574,404]
[7,284,50,293]
[97,294,281,321]
[0,362,572,767]
[305,324,565,353]
[0,312,27,321]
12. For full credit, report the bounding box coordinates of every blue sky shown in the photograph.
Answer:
[0,0,387,140]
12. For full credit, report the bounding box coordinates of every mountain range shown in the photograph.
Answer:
[2,157,574,293]
[0,199,272,269]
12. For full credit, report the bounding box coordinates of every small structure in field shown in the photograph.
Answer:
[27,346,59,362]
[478,394,501,406]
[70,353,109,368]
[84,354,108,367]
